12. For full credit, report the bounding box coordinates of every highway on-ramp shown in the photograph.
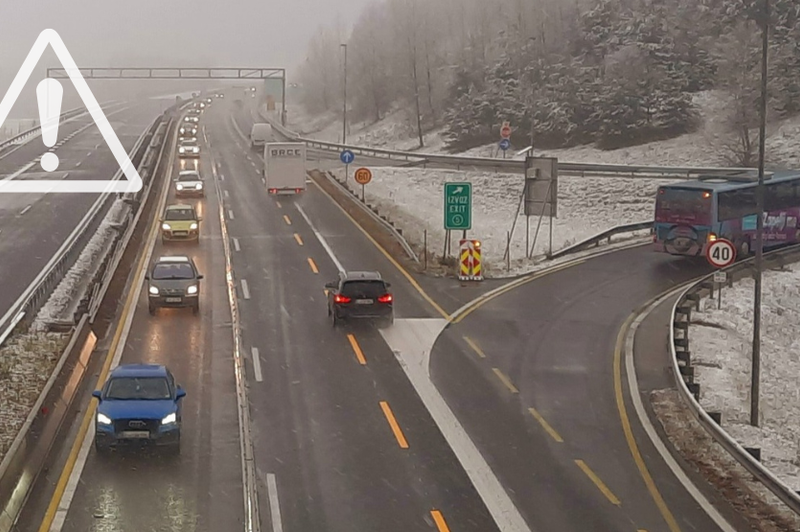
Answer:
[0,98,176,325]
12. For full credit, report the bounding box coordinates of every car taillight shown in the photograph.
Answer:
[378,294,393,303]
[334,294,351,303]
[269,188,277,194]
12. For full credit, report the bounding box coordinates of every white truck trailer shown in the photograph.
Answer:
[263,142,307,195]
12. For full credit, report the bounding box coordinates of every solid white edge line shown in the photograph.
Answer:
[251,347,263,383]
[233,237,241,252]
[294,204,345,273]
[241,279,251,300]
[266,473,283,532]
[2,161,36,182]
[626,288,737,532]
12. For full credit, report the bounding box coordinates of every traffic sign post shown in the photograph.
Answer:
[339,150,355,185]
[713,270,728,310]
[499,138,510,158]
[444,182,472,231]
[354,167,372,201]
[705,239,736,268]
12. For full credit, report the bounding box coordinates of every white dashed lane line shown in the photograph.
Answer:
[241,279,251,300]
[228,209,235,220]
[251,347,263,382]
[19,205,31,215]
[233,237,241,251]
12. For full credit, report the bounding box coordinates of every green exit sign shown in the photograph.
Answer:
[444,182,472,230]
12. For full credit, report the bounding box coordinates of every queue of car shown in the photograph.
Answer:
[92,99,211,456]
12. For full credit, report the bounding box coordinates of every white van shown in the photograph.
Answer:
[250,123,272,151]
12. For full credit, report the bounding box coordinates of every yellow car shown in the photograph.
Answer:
[161,204,202,243]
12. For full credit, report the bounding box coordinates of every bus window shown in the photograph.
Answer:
[655,188,712,224]
[718,188,757,221]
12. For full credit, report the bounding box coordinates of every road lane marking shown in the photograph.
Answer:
[86,151,92,157]
[251,347,263,382]
[575,459,621,506]
[528,407,563,443]
[39,131,175,532]
[379,401,409,449]
[310,179,447,317]
[2,161,36,182]
[621,288,736,532]
[283,214,291,225]
[241,279,251,300]
[276,201,282,208]
[294,204,345,273]
[431,510,451,532]
[61,172,69,179]
[492,368,518,394]
[463,336,486,358]
[293,233,303,246]
[267,473,284,532]
[74,160,81,167]
[19,205,31,215]
[347,334,367,365]
[228,209,235,220]
[233,237,241,251]
[224,189,229,198]
[307,257,319,274]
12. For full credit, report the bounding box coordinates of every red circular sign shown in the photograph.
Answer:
[705,238,736,268]
[500,125,512,139]
[354,167,372,185]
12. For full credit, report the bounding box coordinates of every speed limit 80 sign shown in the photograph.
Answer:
[706,238,736,268]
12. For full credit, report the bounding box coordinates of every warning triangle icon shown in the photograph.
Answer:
[0,29,143,193]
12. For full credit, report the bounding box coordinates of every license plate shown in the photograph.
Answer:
[120,431,149,439]
[174,231,187,236]
[165,297,181,303]
[355,299,373,304]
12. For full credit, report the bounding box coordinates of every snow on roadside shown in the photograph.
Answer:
[32,198,130,330]
[0,332,68,462]
[690,265,800,491]
[330,166,674,277]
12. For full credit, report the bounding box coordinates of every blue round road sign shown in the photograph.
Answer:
[499,138,510,151]
[340,150,355,164]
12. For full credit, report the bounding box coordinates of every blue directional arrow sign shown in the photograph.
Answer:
[499,138,510,151]
[340,150,355,164]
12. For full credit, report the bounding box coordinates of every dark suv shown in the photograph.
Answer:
[325,271,394,328]
[146,255,203,315]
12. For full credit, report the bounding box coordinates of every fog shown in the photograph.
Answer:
[0,0,373,116]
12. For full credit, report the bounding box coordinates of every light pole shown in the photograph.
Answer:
[751,0,770,428]
[341,43,348,145]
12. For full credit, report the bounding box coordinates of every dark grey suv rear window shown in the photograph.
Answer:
[153,263,195,280]
[341,280,387,298]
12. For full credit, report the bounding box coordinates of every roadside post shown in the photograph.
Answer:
[705,239,736,310]
[458,239,483,281]
[713,270,727,310]
[500,122,511,159]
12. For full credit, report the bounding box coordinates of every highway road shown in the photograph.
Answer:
[431,248,756,531]
[0,98,174,326]
[208,99,499,531]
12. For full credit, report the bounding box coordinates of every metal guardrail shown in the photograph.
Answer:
[258,107,753,179]
[0,106,89,151]
[549,221,653,260]
[670,244,800,515]
[0,99,187,532]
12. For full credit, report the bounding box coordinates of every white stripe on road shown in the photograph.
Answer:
[294,204,345,273]
[228,209,234,220]
[61,172,69,180]
[241,279,251,300]
[2,161,35,182]
[19,205,31,215]
[75,161,81,167]
[233,237,241,251]
[251,347,263,383]
[224,190,229,198]
[267,473,284,532]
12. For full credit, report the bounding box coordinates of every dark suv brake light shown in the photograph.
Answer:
[377,294,392,303]
[334,294,351,303]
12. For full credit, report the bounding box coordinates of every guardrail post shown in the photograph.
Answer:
[708,411,722,424]
[687,382,700,400]
[745,447,762,461]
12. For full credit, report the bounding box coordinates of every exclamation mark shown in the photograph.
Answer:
[37,78,63,172]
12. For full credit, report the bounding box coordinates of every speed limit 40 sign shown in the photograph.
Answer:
[706,238,736,268]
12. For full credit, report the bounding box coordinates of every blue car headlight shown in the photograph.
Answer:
[97,413,112,425]
[162,412,177,425]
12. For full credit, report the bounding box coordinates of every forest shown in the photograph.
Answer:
[295,0,800,162]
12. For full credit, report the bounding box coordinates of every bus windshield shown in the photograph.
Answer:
[655,187,712,225]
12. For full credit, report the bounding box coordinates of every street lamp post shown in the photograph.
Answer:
[341,43,348,145]
[751,0,770,428]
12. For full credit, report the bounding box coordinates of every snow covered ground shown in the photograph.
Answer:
[330,166,669,276]
[0,332,68,462]
[32,198,130,330]
[690,265,800,491]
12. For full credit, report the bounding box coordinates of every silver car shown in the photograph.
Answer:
[146,256,204,315]
[175,170,205,197]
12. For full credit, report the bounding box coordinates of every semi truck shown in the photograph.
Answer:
[263,142,307,195]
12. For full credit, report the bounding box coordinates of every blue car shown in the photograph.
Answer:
[92,364,186,454]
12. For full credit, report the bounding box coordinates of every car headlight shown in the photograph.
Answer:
[196,183,203,189]
[161,412,177,425]
[190,222,198,230]
[149,285,159,295]
[193,147,199,153]
[97,413,112,425]
[187,285,198,295]
[177,184,184,190]
[179,147,185,153]
[162,223,171,230]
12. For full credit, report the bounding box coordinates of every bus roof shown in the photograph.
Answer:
[661,170,800,192]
